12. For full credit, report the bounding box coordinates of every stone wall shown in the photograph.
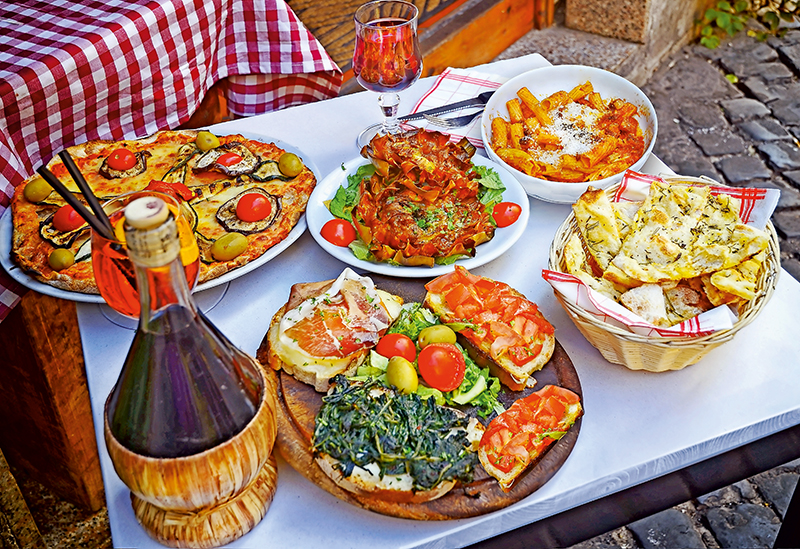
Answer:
[565,0,715,85]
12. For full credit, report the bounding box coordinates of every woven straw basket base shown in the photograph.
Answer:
[131,453,278,548]
[547,175,780,372]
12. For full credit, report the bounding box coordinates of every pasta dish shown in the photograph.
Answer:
[489,81,645,183]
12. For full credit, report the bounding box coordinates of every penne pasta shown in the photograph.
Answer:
[488,80,646,183]
[506,99,524,123]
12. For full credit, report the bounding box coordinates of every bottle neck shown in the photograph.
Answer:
[134,255,197,330]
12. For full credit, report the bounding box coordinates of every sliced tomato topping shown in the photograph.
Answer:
[145,180,194,201]
[52,204,86,232]
[217,152,243,166]
[106,148,137,171]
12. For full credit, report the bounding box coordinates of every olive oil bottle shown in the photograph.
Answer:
[105,196,263,458]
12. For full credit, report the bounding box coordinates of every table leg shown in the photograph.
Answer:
[774,482,800,547]
[0,292,105,512]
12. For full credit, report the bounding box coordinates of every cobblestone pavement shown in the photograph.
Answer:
[564,23,800,549]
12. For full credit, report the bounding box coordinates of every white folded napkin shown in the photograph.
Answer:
[401,67,507,148]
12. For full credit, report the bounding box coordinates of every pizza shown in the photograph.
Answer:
[10,129,316,294]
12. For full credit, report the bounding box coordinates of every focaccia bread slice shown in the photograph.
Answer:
[264,269,403,392]
[572,186,622,276]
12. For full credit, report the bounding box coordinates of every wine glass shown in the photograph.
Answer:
[91,190,200,318]
[353,0,423,148]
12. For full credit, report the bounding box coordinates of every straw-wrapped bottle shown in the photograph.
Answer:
[103,196,278,548]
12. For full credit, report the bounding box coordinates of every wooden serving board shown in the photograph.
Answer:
[257,274,583,520]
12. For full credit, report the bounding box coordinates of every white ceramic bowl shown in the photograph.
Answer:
[480,65,658,204]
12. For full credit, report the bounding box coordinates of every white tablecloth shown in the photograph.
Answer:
[77,54,800,548]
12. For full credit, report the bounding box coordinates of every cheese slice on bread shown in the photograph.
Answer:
[265,268,403,392]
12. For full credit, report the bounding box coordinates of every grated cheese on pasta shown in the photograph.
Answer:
[532,102,600,166]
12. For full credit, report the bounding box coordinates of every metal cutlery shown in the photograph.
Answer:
[399,90,494,122]
[423,109,484,128]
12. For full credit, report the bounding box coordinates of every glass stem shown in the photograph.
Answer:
[379,93,401,135]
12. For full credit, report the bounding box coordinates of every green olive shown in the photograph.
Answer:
[211,232,248,261]
[418,324,457,348]
[48,248,75,271]
[196,130,220,151]
[386,356,418,395]
[23,178,53,203]
[278,152,303,177]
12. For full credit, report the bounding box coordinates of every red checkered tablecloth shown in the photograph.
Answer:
[0,0,342,321]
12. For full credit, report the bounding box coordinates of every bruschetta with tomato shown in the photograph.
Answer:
[479,384,582,492]
[423,266,555,391]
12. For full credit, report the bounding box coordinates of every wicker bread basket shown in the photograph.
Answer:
[547,175,781,372]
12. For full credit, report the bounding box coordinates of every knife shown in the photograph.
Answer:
[399,90,495,122]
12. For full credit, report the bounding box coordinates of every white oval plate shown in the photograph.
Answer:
[0,134,316,303]
[306,154,530,278]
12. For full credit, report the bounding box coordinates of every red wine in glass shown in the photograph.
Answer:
[353,1,422,147]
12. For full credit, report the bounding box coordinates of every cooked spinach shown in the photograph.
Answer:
[312,375,478,491]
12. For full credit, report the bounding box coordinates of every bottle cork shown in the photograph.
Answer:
[123,197,180,267]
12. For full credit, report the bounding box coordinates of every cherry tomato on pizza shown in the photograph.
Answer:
[320,219,356,247]
[417,343,466,392]
[106,148,137,171]
[375,333,417,362]
[217,152,243,167]
[492,202,522,228]
[236,193,272,222]
[52,204,86,232]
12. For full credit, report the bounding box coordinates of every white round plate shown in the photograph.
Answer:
[480,64,658,204]
[306,154,530,278]
[0,134,316,303]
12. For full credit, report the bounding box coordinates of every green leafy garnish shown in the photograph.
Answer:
[312,375,478,490]
[473,164,506,209]
[329,164,375,220]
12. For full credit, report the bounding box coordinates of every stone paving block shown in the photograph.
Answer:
[741,77,781,103]
[753,471,799,519]
[673,157,721,180]
[717,155,772,183]
[770,98,800,125]
[782,257,800,282]
[750,179,800,209]
[690,128,747,156]
[649,57,742,100]
[791,126,800,142]
[721,98,771,123]
[706,504,780,549]
[773,210,800,239]
[783,169,800,188]
[769,29,800,48]
[628,508,704,549]
[737,118,792,141]
[779,44,800,75]
[757,141,800,170]
[678,102,728,129]
[758,62,797,82]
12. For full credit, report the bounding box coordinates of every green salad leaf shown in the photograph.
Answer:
[473,164,506,209]
[329,164,374,220]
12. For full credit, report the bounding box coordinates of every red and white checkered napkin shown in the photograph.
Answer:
[401,67,507,148]
[542,171,780,338]
[0,0,342,322]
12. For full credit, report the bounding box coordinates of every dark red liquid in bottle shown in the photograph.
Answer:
[353,17,422,93]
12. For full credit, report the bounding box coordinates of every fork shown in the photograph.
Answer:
[423,109,484,128]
